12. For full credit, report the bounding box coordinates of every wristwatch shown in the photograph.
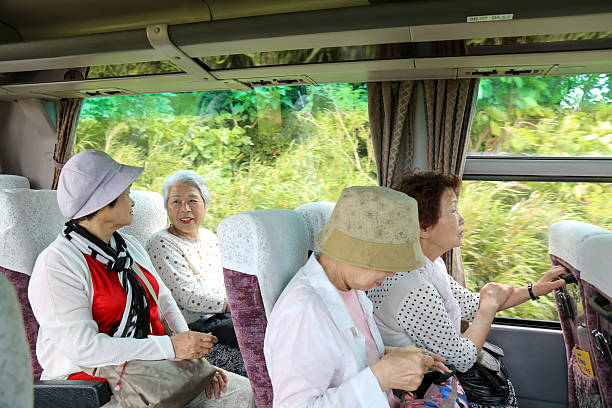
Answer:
[528,283,539,301]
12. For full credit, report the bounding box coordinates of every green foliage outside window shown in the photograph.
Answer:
[76,83,376,229]
[470,74,611,155]
[76,75,611,322]
[460,181,612,321]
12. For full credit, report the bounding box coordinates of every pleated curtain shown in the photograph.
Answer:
[368,78,479,286]
[51,67,89,189]
[367,81,417,188]
[423,79,479,286]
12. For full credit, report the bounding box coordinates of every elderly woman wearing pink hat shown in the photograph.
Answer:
[28,150,254,407]
[264,186,447,408]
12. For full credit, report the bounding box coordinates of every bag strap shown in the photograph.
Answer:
[132,263,174,335]
[132,263,159,306]
[80,366,97,376]
[482,341,504,357]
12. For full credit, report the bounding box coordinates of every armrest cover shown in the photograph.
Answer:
[34,380,112,408]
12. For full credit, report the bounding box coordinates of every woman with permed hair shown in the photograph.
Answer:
[367,171,567,408]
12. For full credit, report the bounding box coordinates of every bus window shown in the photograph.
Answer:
[74,83,376,231]
[460,180,612,321]
[75,74,611,323]
[462,74,612,321]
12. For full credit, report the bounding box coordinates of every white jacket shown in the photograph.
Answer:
[29,232,189,380]
[264,255,390,408]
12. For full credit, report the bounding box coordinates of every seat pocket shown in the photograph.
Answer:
[569,348,602,408]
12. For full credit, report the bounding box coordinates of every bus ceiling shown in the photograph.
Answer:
[0,0,611,99]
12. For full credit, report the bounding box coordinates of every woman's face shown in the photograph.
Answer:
[97,186,134,228]
[167,183,207,239]
[343,263,396,291]
[421,188,465,255]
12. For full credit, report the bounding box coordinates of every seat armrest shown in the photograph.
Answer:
[34,380,112,408]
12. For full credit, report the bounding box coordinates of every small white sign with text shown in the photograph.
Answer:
[467,14,514,23]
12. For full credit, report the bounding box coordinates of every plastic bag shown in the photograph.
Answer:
[456,343,510,405]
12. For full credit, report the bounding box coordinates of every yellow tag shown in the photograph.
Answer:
[574,347,595,378]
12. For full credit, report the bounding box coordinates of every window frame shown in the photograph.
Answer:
[463,156,612,182]
[462,75,611,325]
[460,162,610,325]
[493,316,561,330]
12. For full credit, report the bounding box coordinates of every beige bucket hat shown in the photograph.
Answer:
[315,186,426,272]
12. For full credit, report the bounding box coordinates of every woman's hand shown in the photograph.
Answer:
[205,369,227,399]
[496,265,569,311]
[387,346,447,372]
[370,348,446,392]
[533,265,568,297]
[170,331,217,359]
[224,298,231,313]
[479,282,513,313]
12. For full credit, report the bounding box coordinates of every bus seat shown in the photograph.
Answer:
[548,220,610,408]
[218,209,310,408]
[1,273,111,407]
[0,189,67,380]
[579,231,612,408]
[0,174,30,189]
[118,190,167,247]
[0,273,34,407]
[0,188,111,407]
[295,201,335,254]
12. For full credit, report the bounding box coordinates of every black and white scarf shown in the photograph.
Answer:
[64,220,150,339]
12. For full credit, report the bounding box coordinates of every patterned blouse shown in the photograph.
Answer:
[146,227,226,324]
[367,258,481,372]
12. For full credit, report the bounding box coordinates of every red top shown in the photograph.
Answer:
[68,255,165,381]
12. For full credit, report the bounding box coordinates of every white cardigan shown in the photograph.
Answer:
[29,232,189,380]
[146,227,226,323]
[264,255,390,408]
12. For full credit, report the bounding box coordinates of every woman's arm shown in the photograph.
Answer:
[448,278,497,353]
[395,286,479,372]
[499,265,567,311]
[200,230,231,313]
[29,254,176,368]
[265,303,389,408]
[461,302,497,355]
[449,278,480,321]
[462,282,513,355]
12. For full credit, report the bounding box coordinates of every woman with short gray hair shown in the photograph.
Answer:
[162,170,211,211]
[147,170,246,376]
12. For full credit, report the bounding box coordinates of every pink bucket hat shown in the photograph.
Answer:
[57,150,144,219]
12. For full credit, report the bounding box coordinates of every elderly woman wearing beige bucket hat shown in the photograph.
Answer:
[28,149,254,407]
[264,186,446,408]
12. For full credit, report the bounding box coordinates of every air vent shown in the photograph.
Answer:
[460,66,550,78]
[79,88,130,97]
[241,75,315,88]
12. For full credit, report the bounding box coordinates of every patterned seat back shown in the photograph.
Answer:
[0,274,34,406]
[0,187,166,381]
[0,189,67,379]
[119,190,167,247]
[295,201,335,254]
[579,230,612,407]
[0,174,30,189]
[549,220,610,408]
[218,209,310,408]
